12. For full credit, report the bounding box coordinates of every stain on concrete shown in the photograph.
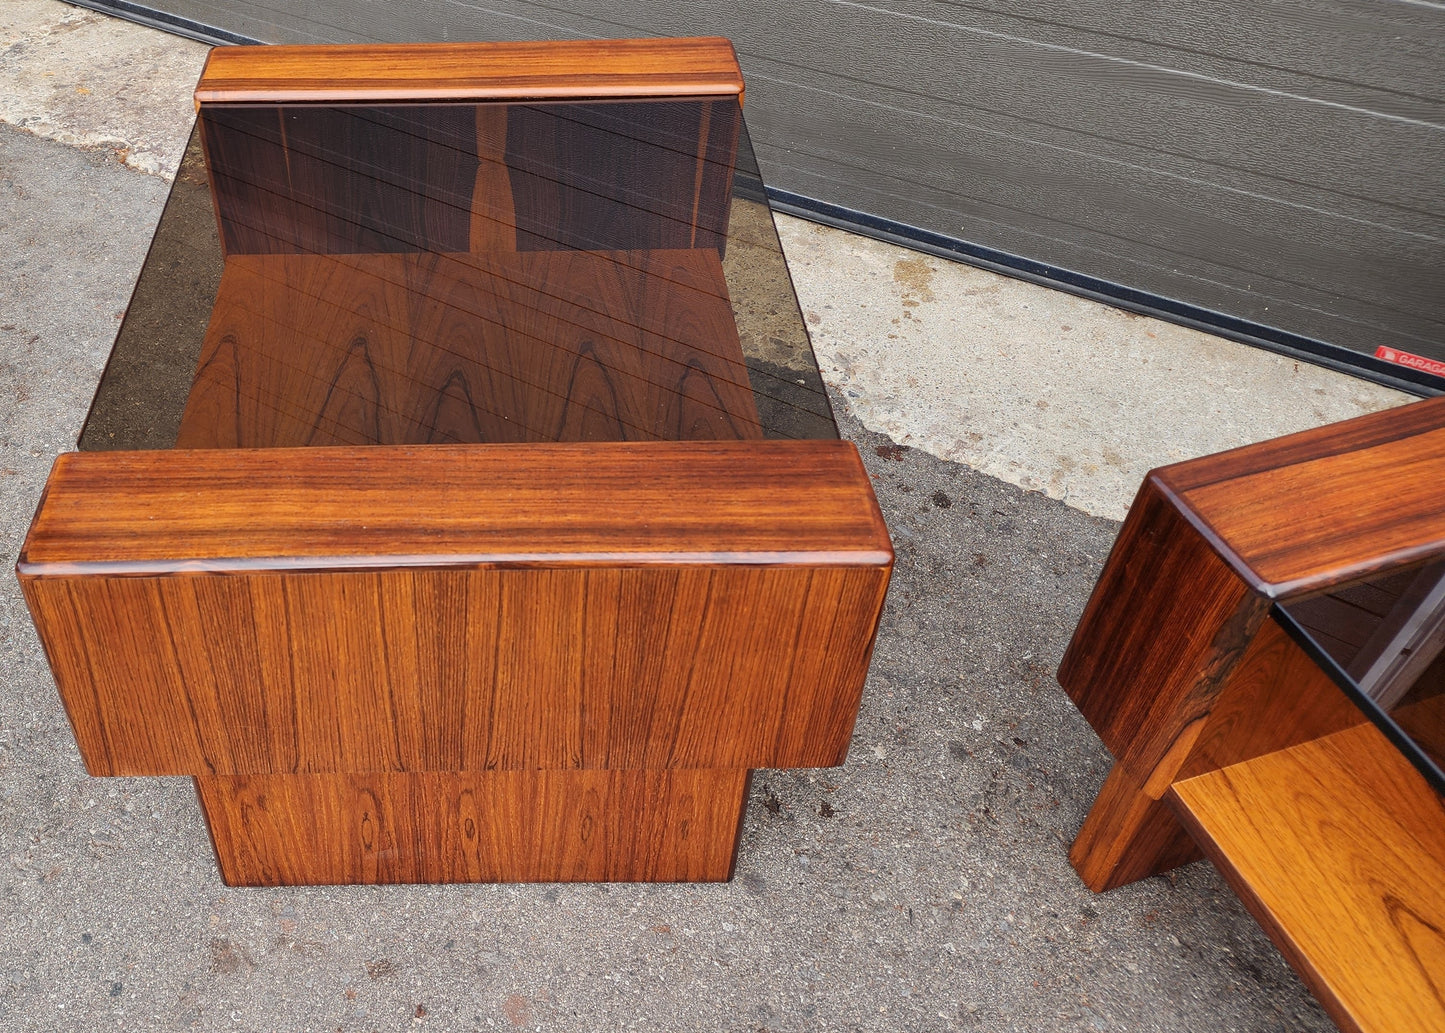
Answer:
[892,256,937,304]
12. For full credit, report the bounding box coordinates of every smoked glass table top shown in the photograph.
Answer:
[78,97,837,451]
[1277,559,1445,794]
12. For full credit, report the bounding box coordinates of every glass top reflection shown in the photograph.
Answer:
[80,96,836,450]
[1277,559,1445,792]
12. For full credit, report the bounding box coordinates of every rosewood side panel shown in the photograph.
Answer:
[196,769,751,885]
[1058,396,1445,1031]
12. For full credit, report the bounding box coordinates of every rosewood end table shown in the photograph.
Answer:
[17,39,893,886]
[1059,398,1445,1033]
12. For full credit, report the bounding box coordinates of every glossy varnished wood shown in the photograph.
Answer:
[1068,761,1200,893]
[18,442,891,779]
[1061,397,1445,888]
[1062,395,1445,1028]
[1170,722,1445,1033]
[196,769,749,885]
[194,39,745,106]
[174,249,760,448]
[1156,397,1445,597]
[23,41,885,886]
[19,441,886,573]
[23,564,888,777]
[1057,475,1270,791]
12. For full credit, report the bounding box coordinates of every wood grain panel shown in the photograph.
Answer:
[1170,722,1445,1033]
[1068,761,1200,893]
[174,249,761,448]
[21,564,887,777]
[1056,474,1269,791]
[1175,616,1366,781]
[19,441,888,574]
[194,38,744,106]
[1158,401,1445,597]
[196,768,749,884]
[506,99,737,254]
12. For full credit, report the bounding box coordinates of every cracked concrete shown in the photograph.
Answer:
[1,1,207,178]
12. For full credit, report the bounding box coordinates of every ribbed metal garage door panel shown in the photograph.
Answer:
[115,0,1445,364]
[744,65,1444,351]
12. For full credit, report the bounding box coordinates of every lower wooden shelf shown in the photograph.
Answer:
[1169,722,1445,1033]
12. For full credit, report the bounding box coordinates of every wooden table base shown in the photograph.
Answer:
[1058,397,1445,1033]
[196,769,750,885]
[20,39,893,888]
[20,441,891,885]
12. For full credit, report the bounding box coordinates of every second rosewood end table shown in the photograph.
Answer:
[17,39,893,886]
[1058,398,1445,1033]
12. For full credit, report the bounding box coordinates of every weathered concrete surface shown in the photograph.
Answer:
[778,216,1412,519]
[0,0,207,178]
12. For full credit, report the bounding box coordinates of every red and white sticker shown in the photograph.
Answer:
[1375,346,1445,378]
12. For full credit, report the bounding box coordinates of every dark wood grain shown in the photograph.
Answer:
[194,39,745,106]
[1155,396,1445,597]
[1170,722,1445,1033]
[19,441,887,573]
[278,105,477,255]
[196,768,750,885]
[174,249,761,448]
[196,106,296,256]
[1057,474,1270,792]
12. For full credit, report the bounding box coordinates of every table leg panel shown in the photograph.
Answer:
[195,768,749,885]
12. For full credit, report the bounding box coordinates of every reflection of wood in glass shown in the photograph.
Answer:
[198,100,738,258]
[192,97,748,445]
[176,249,761,447]
[1284,562,1445,767]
